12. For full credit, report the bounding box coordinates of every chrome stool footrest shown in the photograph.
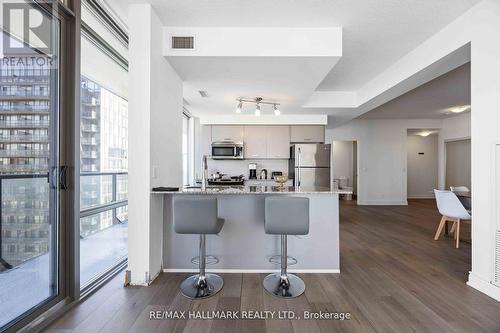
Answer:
[269,255,297,266]
[190,255,219,266]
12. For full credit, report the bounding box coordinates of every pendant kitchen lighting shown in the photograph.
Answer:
[235,97,281,116]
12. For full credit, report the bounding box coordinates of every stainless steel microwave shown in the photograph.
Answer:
[211,141,244,159]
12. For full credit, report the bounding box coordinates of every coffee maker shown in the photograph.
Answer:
[248,163,257,179]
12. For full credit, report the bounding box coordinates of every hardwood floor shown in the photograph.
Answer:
[45,199,500,333]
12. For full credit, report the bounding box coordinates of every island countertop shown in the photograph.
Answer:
[152,185,352,195]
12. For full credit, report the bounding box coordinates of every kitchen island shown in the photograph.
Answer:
[153,186,344,273]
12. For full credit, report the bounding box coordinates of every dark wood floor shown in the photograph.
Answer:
[45,199,500,333]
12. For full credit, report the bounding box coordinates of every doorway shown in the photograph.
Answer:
[445,139,471,190]
[407,130,439,199]
[332,140,358,202]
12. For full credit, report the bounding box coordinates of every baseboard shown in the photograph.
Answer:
[128,269,162,286]
[467,272,500,301]
[162,268,340,274]
[357,200,408,206]
[407,195,435,199]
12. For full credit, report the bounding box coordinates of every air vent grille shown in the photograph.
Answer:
[172,36,194,49]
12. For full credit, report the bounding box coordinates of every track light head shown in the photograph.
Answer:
[273,104,280,116]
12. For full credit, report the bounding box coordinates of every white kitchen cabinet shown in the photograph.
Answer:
[266,126,290,159]
[290,125,325,143]
[244,126,268,159]
[211,125,244,142]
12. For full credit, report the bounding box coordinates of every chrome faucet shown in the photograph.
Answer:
[201,155,208,191]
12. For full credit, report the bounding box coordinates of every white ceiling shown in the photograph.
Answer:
[105,0,478,119]
[359,62,470,119]
[171,57,339,115]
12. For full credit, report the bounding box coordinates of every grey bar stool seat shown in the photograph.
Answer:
[173,196,224,299]
[263,196,309,298]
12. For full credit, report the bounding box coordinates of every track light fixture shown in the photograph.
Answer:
[235,97,281,116]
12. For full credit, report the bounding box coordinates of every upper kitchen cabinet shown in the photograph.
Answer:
[244,126,268,159]
[290,125,325,143]
[211,125,244,142]
[266,126,290,159]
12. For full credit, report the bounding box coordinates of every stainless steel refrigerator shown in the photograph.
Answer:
[289,144,331,187]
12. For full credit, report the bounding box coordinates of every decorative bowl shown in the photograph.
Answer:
[274,175,288,187]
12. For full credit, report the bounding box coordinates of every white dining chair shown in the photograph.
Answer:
[434,189,471,248]
[450,186,470,193]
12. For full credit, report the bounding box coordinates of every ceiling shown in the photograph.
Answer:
[172,57,339,115]
[105,0,478,118]
[360,62,471,119]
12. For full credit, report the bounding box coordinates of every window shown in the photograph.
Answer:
[79,3,128,289]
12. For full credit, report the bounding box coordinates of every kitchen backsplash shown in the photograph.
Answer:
[206,159,289,179]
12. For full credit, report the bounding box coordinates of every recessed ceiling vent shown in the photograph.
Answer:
[171,36,194,49]
[198,90,208,98]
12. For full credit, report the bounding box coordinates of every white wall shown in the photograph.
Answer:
[208,159,289,179]
[407,135,438,198]
[438,112,471,189]
[326,118,442,205]
[128,3,183,285]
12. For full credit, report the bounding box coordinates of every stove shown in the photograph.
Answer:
[207,175,245,186]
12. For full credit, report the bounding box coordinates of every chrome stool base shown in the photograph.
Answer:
[180,273,223,299]
[263,272,305,298]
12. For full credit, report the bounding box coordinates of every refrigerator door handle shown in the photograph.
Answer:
[297,147,301,187]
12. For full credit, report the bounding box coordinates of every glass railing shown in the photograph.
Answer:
[0,172,128,272]
[79,172,128,286]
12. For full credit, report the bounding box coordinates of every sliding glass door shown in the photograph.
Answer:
[0,1,67,330]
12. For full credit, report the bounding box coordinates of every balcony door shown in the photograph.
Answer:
[0,1,73,330]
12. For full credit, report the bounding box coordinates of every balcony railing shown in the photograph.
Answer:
[0,135,49,142]
[0,150,49,157]
[0,172,128,271]
[0,120,50,128]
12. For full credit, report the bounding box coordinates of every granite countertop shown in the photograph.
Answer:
[152,185,353,195]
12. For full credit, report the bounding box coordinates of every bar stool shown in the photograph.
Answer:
[263,196,309,298]
[173,196,225,299]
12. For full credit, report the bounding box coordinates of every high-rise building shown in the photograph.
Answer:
[0,67,128,267]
